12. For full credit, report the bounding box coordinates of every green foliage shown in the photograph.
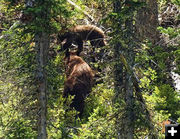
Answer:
[136,25,180,135]
[46,82,116,138]
[2,0,72,33]
[0,0,180,138]
[153,85,180,119]
[157,25,180,75]
[171,0,180,5]
[174,49,180,74]
[0,82,37,138]
[158,27,180,39]
[70,84,117,138]
[0,0,73,138]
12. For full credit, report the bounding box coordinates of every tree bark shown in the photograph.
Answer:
[113,1,135,138]
[136,0,159,44]
[124,16,135,139]
[135,1,159,138]
[24,1,50,138]
[35,32,49,139]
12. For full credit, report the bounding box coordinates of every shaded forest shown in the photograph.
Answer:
[0,0,180,138]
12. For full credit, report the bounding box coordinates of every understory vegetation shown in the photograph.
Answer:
[0,0,179,138]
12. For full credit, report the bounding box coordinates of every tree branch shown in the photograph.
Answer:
[67,0,95,23]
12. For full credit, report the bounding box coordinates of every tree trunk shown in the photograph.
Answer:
[24,1,50,138]
[35,32,49,139]
[124,17,135,139]
[136,0,159,44]
[136,1,159,138]
[113,1,135,138]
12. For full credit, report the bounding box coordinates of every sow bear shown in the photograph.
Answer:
[63,51,94,117]
[58,25,106,55]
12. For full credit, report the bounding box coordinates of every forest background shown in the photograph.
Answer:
[0,0,180,138]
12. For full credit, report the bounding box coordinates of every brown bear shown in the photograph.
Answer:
[58,25,106,55]
[63,50,94,117]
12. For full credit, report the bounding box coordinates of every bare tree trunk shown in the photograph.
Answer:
[136,0,159,44]
[35,32,49,139]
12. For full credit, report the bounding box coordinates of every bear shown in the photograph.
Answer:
[63,50,94,117]
[58,25,106,55]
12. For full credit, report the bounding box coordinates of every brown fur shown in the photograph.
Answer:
[58,25,106,55]
[63,51,94,117]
